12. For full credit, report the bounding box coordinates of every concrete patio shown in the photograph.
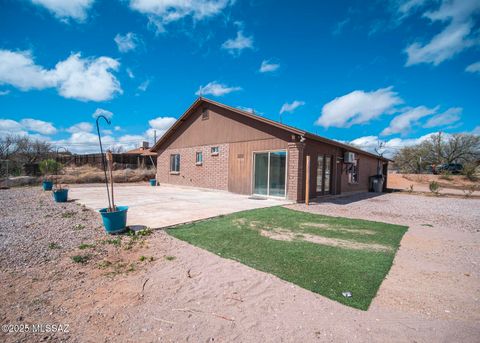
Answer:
[69,183,291,228]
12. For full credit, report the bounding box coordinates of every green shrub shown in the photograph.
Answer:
[39,159,63,180]
[429,181,440,195]
[462,163,478,181]
[71,255,90,264]
[439,171,452,180]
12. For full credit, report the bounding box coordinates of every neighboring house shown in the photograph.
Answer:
[150,98,389,202]
[125,142,157,167]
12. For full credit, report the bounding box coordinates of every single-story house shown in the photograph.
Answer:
[150,98,389,202]
[125,141,157,167]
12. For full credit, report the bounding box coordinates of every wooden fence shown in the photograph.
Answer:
[56,153,156,169]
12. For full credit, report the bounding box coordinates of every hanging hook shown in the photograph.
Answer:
[96,115,112,211]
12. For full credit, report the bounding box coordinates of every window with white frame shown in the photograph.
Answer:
[348,160,359,184]
[170,154,180,173]
[211,146,219,155]
[196,151,203,165]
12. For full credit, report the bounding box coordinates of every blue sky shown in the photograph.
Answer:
[0,0,479,153]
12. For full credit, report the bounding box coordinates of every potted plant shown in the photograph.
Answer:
[39,159,57,191]
[49,160,68,202]
[95,116,128,234]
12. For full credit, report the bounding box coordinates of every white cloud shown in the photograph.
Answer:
[0,118,56,138]
[54,131,114,153]
[0,119,25,137]
[92,108,113,120]
[31,0,94,21]
[397,0,428,16]
[259,60,280,73]
[472,126,480,135]
[280,100,305,114]
[237,106,254,113]
[126,68,135,79]
[465,61,480,74]
[404,0,480,66]
[114,32,141,53]
[0,50,122,102]
[381,106,438,136]
[66,122,93,133]
[148,116,177,130]
[316,87,403,128]
[20,118,57,135]
[114,126,122,131]
[137,79,150,92]
[349,132,439,157]
[195,81,241,97]
[129,0,232,32]
[222,31,254,55]
[0,90,10,96]
[146,116,176,140]
[423,107,462,128]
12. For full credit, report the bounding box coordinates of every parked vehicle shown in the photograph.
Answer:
[434,163,463,175]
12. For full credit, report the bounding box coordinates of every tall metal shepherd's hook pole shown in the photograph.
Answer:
[96,115,112,211]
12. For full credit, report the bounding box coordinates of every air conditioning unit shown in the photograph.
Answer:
[344,152,356,164]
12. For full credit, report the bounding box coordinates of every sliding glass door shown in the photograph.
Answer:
[316,154,332,196]
[253,151,286,197]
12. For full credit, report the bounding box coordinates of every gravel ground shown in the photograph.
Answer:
[288,192,480,233]
[0,188,104,270]
[1,188,479,342]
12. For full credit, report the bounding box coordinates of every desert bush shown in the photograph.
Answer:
[57,165,155,184]
[462,163,479,181]
[463,185,478,198]
[39,159,62,181]
[429,181,440,195]
[439,171,452,180]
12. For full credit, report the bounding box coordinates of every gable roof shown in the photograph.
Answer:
[151,97,389,162]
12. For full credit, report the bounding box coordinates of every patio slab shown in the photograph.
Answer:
[69,183,292,229]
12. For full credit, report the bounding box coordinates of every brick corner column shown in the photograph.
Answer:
[287,142,305,202]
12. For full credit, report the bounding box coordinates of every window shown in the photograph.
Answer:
[348,160,359,184]
[211,146,219,155]
[196,151,203,165]
[201,108,209,120]
[170,154,180,173]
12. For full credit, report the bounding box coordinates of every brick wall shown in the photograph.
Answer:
[287,142,305,202]
[156,143,229,190]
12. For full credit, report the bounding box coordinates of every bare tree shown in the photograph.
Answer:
[394,133,480,173]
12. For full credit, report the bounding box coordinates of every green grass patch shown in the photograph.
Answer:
[48,242,61,250]
[78,243,95,250]
[164,255,176,261]
[167,207,407,310]
[71,254,91,264]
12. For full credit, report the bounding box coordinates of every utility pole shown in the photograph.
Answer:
[154,130,157,145]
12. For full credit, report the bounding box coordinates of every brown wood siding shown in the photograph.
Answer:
[304,141,343,196]
[228,138,288,195]
[341,154,380,193]
[162,103,294,150]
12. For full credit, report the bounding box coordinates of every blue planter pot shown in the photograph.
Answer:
[42,180,53,191]
[53,189,68,202]
[149,179,157,186]
[99,206,128,234]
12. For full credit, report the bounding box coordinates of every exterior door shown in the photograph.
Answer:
[253,151,286,197]
[316,154,332,196]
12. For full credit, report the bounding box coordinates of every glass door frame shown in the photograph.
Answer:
[251,149,288,199]
[315,154,333,196]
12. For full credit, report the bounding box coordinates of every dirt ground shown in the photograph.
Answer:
[1,188,479,342]
[388,173,479,196]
